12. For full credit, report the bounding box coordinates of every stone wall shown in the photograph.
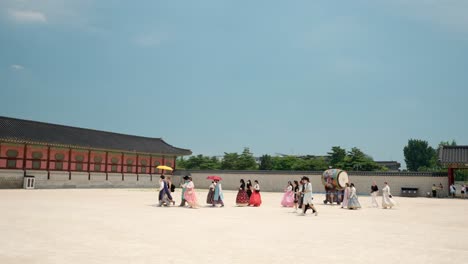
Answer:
[0,169,24,189]
[182,170,449,197]
[0,169,449,197]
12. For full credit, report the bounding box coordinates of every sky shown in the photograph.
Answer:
[1,0,468,167]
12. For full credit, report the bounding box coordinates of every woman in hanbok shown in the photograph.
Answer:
[292,180,300,212]
[236,179,249,206]
[370,181,379,208]
[212,180,224,207]
[382,182,396,209]
[179,176,190,207]
[341,183,350,209]
[347,183,361,210]
[183,177,199,209]
[281,181,295,207]
[206,181,215,204]
[249,180,262,207]
[246,180,253,198]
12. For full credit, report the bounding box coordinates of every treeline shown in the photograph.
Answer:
[403,139,456,171]
[177,146,386,171]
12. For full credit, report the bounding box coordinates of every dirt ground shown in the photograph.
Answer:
[1,188,467,264]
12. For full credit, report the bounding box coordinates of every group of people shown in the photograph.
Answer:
[160,175,398,211]
[280,180,397,210]
[235,179,262,207]
[280,177,318,216]
[159,175,199,208]
[158,175,263,209]
[449,183,467,199]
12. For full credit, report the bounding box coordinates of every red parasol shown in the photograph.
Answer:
[206,175,222,181]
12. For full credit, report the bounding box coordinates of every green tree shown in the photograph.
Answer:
[237,147,257,170]
[180,155,221,170]
[438,140,457,148]
[403,139,436,171]
[345,147,381,171]
[327,146,346,168]
[221,152,239,170]
[259,154,273,170]
[271,156,297,170]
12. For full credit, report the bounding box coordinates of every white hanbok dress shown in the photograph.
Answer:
[382,185,396,209]
[303,182,313,205]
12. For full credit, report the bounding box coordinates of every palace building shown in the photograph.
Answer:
[0,116,191,188]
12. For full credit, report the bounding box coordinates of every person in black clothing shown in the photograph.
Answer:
[246,180,252,198]
[293,180,300,212]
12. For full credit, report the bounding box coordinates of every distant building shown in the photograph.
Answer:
[438,145,468,185]
[375,161,401,171]
[0,116,191,176]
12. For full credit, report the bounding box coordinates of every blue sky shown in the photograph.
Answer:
[1,1,467,167]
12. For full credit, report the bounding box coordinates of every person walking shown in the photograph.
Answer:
[246,180,253,199]
[450,183,457,198]
[249,180,262,207]
[179,176,190,207]
[461,185,466,199]
[347,183,361,210]
[182,177,199,209]
[292,180,300,212]
[300,177,317,216]
[236,179,249,206]
[382,182,396,209]
[281,181,295,207]
[206,181,215,205]
[212,179,224,207]
[341,183,350,209]
[370,181,379,208]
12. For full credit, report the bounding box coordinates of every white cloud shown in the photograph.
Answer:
[10,64,25,70]
[8,9,47,23]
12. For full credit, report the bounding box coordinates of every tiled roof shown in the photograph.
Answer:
[0,116,191,156]
[438,146,468,164]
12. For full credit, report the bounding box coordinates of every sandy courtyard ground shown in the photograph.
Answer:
[1,188,467,264]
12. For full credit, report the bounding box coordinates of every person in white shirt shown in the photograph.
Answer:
[300,176,317,216]
[450,184,456,198]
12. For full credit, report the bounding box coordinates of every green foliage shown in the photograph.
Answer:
[438,140,457,148]
[259,154,273,170]
[176,155,221,170]
[331,147,383,171]
[403,139,437,171]
[327,146,346,167]
[221,147,257,170]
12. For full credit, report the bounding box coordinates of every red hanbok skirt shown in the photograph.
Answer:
[249,191,262,207]
[236,190,249,206]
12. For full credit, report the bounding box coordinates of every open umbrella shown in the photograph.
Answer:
[206,175,222,181]
[156,165,173,171]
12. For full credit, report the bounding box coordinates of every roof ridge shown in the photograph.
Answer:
[0,115,162,140]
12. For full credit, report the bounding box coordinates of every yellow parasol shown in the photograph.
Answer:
[156,165,173,171]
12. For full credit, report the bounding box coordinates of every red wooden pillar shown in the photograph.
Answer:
[173,157,176,171]
[22,144,27,174]
[136,154,139,181]
[87,150,91,180]
[448,167,455,186]
[46,146,50,180]
[149,155,153,181]
[105,151,108,181]
[121,153,124,181]
[68,148,72,180]
[161,156,165,175]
